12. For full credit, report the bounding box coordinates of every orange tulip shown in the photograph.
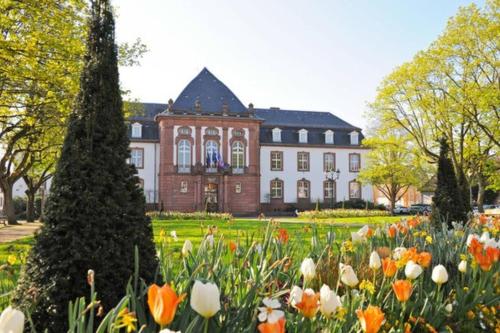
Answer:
[468,238,483,256]
[486,247,499,263]
[366,227,374,238]
[277,228,289,244]
[382,258,398,277]
[417,252,432,268]
[295,289,320,318]
[475,251,493,271]
[479,214,488,224]
[147,284,186,326]
[408,217,420,228]
[392,280,412,302]
[258,317,286,333]
[229,241,237,253]
[388,225,397,238]
[356,305,385,333]
[401,248,418,265]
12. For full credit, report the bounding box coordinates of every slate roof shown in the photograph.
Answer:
[171,68,247,113]
[255,108,360,130]
[259,127,363,146]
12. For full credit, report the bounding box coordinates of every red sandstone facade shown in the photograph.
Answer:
[157,115,261,215]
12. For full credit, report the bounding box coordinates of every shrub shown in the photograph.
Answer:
[297,208,391,219]
[333,199,386,210]
[147,211,233,221]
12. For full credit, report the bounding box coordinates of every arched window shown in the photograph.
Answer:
[178,140,191,173]
[297,179,310,199]
[205,140,219,169]
[232,141,244,173]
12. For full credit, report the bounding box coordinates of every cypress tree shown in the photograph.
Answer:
[12,1,158,331]
[431,138,468,227]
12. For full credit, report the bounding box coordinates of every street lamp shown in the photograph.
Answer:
[324,169,340,209]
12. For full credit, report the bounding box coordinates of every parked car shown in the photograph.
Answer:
[393,205,410,215]
[409,204,432,214]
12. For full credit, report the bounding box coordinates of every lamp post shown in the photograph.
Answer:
[324,169,340,209]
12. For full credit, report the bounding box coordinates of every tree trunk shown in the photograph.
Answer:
[2,185,18,225]
[25,190,36,222]
[390,193,397,216]
[477,176,485,213]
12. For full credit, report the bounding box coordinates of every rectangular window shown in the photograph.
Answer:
[272,128,281,142]
[270,151,283,171]
[349,153,360,172]
[130,148,144,168]
[297,180,310,199]
[180,181,188,193]
[131,125,142,138]
[297,152,309,171]
[324,181,336,200]
[349,181,361,199]
[271,180,283,199]
[235,183,242,193]
[324,153,335,172]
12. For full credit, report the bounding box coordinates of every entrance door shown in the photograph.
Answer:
[204,183,218,212]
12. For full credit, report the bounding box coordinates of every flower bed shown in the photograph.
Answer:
[298,208,391,219]
[147,211,233,221]
[1,215,499,332]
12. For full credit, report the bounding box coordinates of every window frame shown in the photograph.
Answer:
[270,151,283,171]
[323,153,336,172]
[298,129,308,143]
[349,153,361,172]
[323,180,336,200]
[131,123,142,138]
[349,180,362,199]
[130,147,144,169]
[205,140,219,170]
[297,179,310,199]
[272,128,282,142]
[231,141,245,172]
[297,152,310,171]
[325,130,334,144]
[177,139,191,173]
[270,179,284,199]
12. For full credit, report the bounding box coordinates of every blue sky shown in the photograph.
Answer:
[114,0,482,129]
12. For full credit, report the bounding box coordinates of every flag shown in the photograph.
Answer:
[217,152,224,167]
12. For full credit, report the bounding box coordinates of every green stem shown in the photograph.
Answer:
[204,318,209,333]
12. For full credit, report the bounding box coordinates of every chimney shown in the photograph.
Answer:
[270,106,280,110]
[167,98,173,112]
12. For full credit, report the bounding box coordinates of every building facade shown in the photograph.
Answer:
[128,68,372,215]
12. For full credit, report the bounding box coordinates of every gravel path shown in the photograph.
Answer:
[0,222,41,243]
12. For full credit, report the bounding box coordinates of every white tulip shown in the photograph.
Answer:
[300,258,316,281]
[351,232,365,243]
[170,230,178,241]
[483,237,499,249]
[190,280,221,318]
[393,247,407,260]
[480,231,490,243]
[255,243,263,255]
[289,286,303,308]
[369,251,381,270]
[445,303,453,313]
[357,225,370,237]
[404,261,423,280]
[205,234,214,248]
[159,330,181,333]
[0,306,24,333]
[182,240,193,257]
[458,260,467,273]
[319,284,341,317]
[431,265,449,285]
[466,234,479,246]
[339,263,359,287]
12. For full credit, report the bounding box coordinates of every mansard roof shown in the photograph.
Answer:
[171,68,247,113]
[255,108,360,131]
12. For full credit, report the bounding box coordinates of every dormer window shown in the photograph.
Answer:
[350,131,359,145]
[272,128,281,142]
[325,130,334,144]
[299,129,308,143]
[131,122,142,138]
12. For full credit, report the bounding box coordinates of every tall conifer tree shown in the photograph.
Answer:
[12,1,158,331]
[431,138,468,227]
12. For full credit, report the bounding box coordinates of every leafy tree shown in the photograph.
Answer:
[432,139,468,226]
[12,1,158,331]
[358,134,429,213]
[369,0,499,213]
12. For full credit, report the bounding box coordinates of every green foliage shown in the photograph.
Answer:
[11,1,157,331]
[432,139,468,226]
[297,208,390,219]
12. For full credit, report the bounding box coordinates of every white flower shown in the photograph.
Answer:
[205,234,214,248]
[445,303,453,313]
[300,258,316,281]
[0,306,24,333]
[170,230,178,241]
[404,261,423,280]
[289,286,303,308]
[319,284,341,317]
[393,247,407,260]
[483,237,499,249]
[466,234,479,246]
[159,330,181,333]
[351,232,365,243]
[258,298,284,323]
[339,263,359,287]
[357,225,370,237]
[480,231,490,243]
[431,265,449,285]
[182,240,193,257]
[458,260,467,273]
[190,280,221,318]
[255,243,263,255]
[369,251,381,270]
